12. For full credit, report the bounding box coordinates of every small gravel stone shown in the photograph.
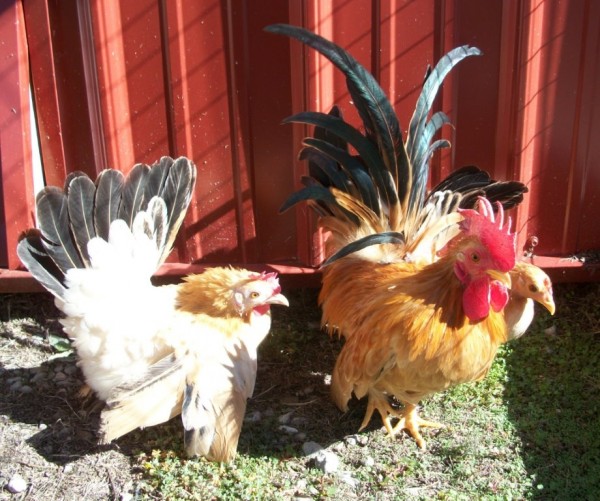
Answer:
[295,479,307,491]
[18,385,33,394]
[345,435,358,446]
[293,432,307,442]
[279,425,298,435]
[356,434,369,446]
[31,371,47,384]
[7,473,27,494]
[339,471,359,487]
[9,381,22,392]
[302,441,323,456]
[64,365,78,376]
[291,416,308,427]
[54,371,67,382]
[313,450,340,474]
[361,456,375,467]
[244,410,261,423]
[278,411,294,424]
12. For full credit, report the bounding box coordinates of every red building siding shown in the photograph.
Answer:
[1,0,599,289]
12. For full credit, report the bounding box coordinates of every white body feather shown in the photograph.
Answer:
[55,217,177,400]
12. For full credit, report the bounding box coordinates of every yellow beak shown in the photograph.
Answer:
[266,293,289,307]
[540,292,556,315]
[487,269,512,288]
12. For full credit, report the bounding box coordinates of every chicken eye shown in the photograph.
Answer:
[250,291,260,299]
[528,284,539,293]
[471,253,480,263]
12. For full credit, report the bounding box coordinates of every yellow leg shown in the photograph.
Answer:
[77,383,93,399]
[390,403,445,449]
[359,394,445,449]
[359,391,400,434]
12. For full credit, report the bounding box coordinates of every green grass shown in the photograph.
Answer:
[132,283,600,500]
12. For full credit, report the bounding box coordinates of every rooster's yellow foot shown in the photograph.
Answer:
[390,403,444,449]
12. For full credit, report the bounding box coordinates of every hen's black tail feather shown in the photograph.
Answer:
[17,156,197,298]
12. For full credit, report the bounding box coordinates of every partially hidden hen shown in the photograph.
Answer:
[267,24,553,448]
[17,156,288,461]
[506,261,555,340]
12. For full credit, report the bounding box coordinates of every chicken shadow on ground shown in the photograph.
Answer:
[0,289,376,466]
[0,298,105,466]
[503,282,600,498]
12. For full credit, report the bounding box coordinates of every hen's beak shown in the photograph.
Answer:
[267,293,289,307]
[487,270,511,288]
[539,292,556,315]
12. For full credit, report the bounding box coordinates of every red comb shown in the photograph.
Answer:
[250,271,282,294]
[458,197,516,272]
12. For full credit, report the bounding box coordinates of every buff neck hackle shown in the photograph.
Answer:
[176,267,271,317]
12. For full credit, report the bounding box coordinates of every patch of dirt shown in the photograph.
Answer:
[0,289,361,500]
[0,294,138,500]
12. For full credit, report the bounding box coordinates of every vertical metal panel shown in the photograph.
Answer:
[25,0,99,182]
[302,0,375,264]
[0,0,35,269]
[161,0,245,263]
[22,0,68,186]
[90,0,169,171]
[504,0,600,258]
[2,0,600,282]
[237,1,297,263]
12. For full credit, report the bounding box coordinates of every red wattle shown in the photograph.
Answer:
[253,304,271,316]
[490,281,509,312]
[462,277,491,322]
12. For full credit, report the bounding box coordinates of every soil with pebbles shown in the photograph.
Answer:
[0,289,367,500]
[0,293,137,500]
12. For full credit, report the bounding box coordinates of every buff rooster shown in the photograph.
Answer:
[17,156,288,461]
[267,24,552,448]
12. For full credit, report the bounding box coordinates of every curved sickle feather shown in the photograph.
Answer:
[321,232,405,267]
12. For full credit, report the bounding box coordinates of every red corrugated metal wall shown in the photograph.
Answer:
[1,0,599,287]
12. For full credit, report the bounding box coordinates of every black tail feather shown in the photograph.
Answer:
[18,157,197,298]
[94,169,125,241]
[267,24,527,265]
[118,163,151,228]
[407,46,482,210]
[66,173,97,265]
[16,230,66,297]
[268,24,403,216]
[35,186,84,273]
[430,165,528,210]
[321,232,405,267]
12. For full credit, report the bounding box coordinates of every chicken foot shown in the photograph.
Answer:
[390,402,444,449]
[359,391,444,449]
[358,391,399,434]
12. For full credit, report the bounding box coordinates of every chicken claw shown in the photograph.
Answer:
[359,393,444,449]
[391,403,445,449]
[359,392,399,434]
